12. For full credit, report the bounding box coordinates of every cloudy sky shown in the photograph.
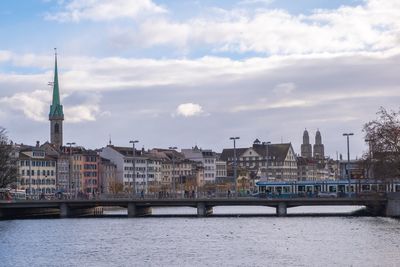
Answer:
[1,0,400,159]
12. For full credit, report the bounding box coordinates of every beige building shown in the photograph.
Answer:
[220,140,298,182]
[17,147,57,196]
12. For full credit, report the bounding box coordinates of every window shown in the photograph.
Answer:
[54,123,59,134]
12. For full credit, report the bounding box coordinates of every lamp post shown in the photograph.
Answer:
[66,142,76,198]
[365,138,374,180]
[230,137,240,197]
[169,147,177,198]
[263,141,271,180]
[343,133,354,194]
[130,140,139,198]
[28,150,32,198]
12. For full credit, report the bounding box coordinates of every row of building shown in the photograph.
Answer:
[11,136,351,196]
[6,52,362,196]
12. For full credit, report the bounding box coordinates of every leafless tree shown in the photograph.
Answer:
[0,127,18,188]
[363,107,400,180]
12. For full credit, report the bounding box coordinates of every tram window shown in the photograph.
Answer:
[283,186,290,193]
[314,185,321,192]
[395,185,400,192]
[361,185,370,191]
[347,186,354,192]
[378,185,384,192]
[298,186,305,192]
[371,185,377,192]
[328,186,337,192]
[338,185,345,192]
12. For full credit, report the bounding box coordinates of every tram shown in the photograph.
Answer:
[0,188,27,200]
[255,179,400,198]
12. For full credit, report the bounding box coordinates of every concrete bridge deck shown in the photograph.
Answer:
[1,196,397,219]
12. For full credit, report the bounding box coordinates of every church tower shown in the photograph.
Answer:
[301,129,312,159]
[49,49,64,149]
[313,129,325,162]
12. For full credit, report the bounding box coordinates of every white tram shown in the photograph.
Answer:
[255,179,400,197]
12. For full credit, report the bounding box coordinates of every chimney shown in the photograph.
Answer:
[36,141,40,147]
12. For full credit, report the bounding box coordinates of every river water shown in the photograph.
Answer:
[1,206,400,267]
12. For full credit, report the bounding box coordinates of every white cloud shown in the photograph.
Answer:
[65,105,99,122]
[176,103,204,117]
[0,89,105,123]
[111,0,400,55]
[45,0,166,22]
[0,90,51,122]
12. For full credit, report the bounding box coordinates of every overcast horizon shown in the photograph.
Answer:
[1,0,400,159]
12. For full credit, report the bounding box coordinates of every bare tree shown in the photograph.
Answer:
[0,127,19,188]
[363,107,400,179]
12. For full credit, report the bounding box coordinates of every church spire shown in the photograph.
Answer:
[49,48,64,149]
[49,48,63,118]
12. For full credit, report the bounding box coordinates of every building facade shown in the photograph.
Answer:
[181,146,218,184]
[221,141,298,182]
[17,147,57,196]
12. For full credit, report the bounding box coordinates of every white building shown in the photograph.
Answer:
[100,146,162,193]
[181,146,218,184]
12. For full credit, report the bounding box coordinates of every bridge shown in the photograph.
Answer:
[1,194,400,219]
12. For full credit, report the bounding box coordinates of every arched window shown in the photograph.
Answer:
[46,188,50,194]
[54,123,59,134]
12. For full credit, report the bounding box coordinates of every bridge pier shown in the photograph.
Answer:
[197,202,213,217]
[127,203,152,217]
[276,202,287,216]
[59,203,70,218]
[386,193,400,218]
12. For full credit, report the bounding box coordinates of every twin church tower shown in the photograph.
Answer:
[301,129,325,162]
[49,49,64,149]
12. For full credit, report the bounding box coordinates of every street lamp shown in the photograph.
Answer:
[130,140,139,198]
[263,141,271,180]
[230,137,240,197]
[343,133,354,194]
[169,146,177,198]
[66,142,76,198]
[365,138,373,180]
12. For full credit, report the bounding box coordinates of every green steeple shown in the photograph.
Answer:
[49,48,64,119]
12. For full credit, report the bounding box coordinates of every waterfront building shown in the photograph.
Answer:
[339,160,365,179]
[100,146,163,193]
[56,154,70,192]
[220,141,298,182]
[69,148,100,196]
[99,158,117,194]
[181,146,218,184]
[17,146,57,196]
[216,159,227,180]
[149,148,199,193]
